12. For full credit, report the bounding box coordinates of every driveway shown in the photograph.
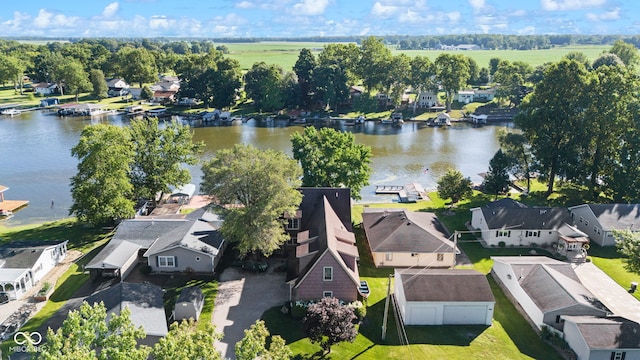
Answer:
[212,265,288,360]
[573,262,640,323]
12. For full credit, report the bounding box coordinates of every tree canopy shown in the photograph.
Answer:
[70,124,135,226]
[201,144,302,257]
[482,149,512,198]
[235,320,291,360]
[153,319,223,360]
[437,168,473,205]
[303,297,357,354]
[613,229,640,274]
[291,127,372,200]
[434,53,470,111]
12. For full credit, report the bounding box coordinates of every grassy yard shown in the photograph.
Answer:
[162,275,219,331]
[588,244,640,302]
[262,192,564,359]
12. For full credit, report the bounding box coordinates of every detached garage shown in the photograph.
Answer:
[394,268,495,326]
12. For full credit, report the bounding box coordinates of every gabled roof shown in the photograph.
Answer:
[106,78,129,88]
[0,241,67,269]
[563,315,640,349]
[85,240,141,270]
[177,286,203,305]
[298,188,352,231]
[291,196,359,289]
[397,268,495,302]
[362,209,454,253]
[112,218,188,248]
[86,282,168,337]
[492,256,608,314]
[480,204,572,230]
[572,204,640,230]
[144,208,224,257]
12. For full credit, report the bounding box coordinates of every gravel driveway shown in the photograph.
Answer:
[212,266,288,360]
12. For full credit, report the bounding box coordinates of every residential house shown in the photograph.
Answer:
[39,98,59,107]
[568,204,640,246]
[561,315,640,360]
[456,44,481,50]
[362,209,456,268]
[470,198,582,248]
[152,91,177,104]
[86,282,168,345]
[457,88,495,103]
[394,268,495,325]
[174,286,204,321]
[33,82,58,96]
[107,78,130,97]
[457,90,475,104]
[129,87,142,100]
[144,208,225,273]
[376,93,393,108]
[415,91,440,108]
[491,256,609,331]
[168,183,196,205]
[286,188,361,302]
[0,241,68,300]
[86,208,225,280]
[150,79,180,104]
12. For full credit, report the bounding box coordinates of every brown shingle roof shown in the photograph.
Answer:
[398,269,495,302]
[563,316,640,349]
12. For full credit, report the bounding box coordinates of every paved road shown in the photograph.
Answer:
[573,262,640,323]
[212,266,288,360]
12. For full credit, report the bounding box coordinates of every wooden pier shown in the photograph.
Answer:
[375,183,426,203]
[0,185,29,216]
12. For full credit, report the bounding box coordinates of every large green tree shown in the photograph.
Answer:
[613,229,640,274]
[153,319,223,360]
[312,62,349,112]
[493,60,526,106]
[482,149,512,199]
[70,124,135,226]
[515,59,590,197]
[291,127,372,200]
[357,36,392,92]
[130,118,202,205]
[115,47,158,87]
[244,62,285,112]
[235,320,291,360]
[608,40,640,70]
[89,69,108,100]
[0,54,26,94]
[201,144,302,257]
[293,48,317,108]
[34,302,150,360]
[434,53,470,111]
[437,168,473,205]
[56,59,91,102]
[498,130,533,193]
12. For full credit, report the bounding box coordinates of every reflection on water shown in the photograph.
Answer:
[0,111,509,226]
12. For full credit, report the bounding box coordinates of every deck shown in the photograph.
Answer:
[375,183,426,203]
[375,185,405,194]
[0,200,29,212]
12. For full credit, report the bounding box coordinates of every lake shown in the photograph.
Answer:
[0,110,508,226]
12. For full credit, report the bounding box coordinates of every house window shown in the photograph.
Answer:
[496,230,511,237]
[579,216,584,223]
[323,291,333,298]
[286,218,300,230]
[195,257,201,262]
[437,253,444,262]
[158,256,176,268]
[585,220,589,226]
[526,231,540,237]
[385,253,393,261]
[611,351,626,360]
[323,266,333,281]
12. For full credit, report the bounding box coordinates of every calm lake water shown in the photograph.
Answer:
[0,110,508,226]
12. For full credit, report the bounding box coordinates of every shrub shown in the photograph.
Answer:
[140,265,152,275]
[37,282,52,296]
[291,302,307,319]
[498,241,506,248]
[349,301,367,321]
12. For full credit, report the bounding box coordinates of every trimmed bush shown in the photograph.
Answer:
[498,241,506,248]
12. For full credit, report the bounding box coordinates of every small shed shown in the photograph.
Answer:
[169,184,196,205]
[174,286,204,321]
[39,98,59,107]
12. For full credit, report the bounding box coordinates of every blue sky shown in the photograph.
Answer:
[0,0,637,38]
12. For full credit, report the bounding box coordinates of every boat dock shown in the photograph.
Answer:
[375,183,426,203]
[0,185,29,216]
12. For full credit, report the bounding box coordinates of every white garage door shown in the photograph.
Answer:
[443,305,487,325]
[407,306,437,325]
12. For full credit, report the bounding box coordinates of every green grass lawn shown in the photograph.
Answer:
[162,275,218,331]
[263,191,564,359]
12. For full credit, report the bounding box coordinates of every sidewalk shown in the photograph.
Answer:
[572,262,640,323]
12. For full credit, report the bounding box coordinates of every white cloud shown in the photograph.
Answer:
[447,11,461,22]
[291,0,330,16]
[469,0,485,10]
[2,11,30,30]
[236,1,254,9]
[510,9,527,16]
[33,9,78,28]
[541,0,606,11]
[371,2,399,18]
[586,8,620,21]
[517,25,536,34]
[102,2,120,18]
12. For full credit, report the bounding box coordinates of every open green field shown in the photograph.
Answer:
[222,41,609,70]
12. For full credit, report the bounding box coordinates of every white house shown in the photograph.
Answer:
[470,199,576,247]
[491,256,609,331]
[415,91,439,108]
[0,241,68,300]
[561,315,640,360]
[457,90,475,103]
[568,204,640,246]
[33,82,58,96]
[394,268,494,325]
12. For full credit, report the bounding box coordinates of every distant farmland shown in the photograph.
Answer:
[222,42,609,71]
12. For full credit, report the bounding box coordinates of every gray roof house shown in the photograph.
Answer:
[144,208,225,274]
[86,208,225,280]
[561,315,640,360]
[394,268,495,325]
[85,282,168,345]
[174,286,204,321]
[492,256,609,331]
[362,209,456,268]
[568,204,640,246]
[471,199,577,247]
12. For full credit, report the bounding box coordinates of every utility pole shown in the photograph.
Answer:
[381,273,391,341]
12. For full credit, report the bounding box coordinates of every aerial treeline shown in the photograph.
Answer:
[488,41,640,202]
